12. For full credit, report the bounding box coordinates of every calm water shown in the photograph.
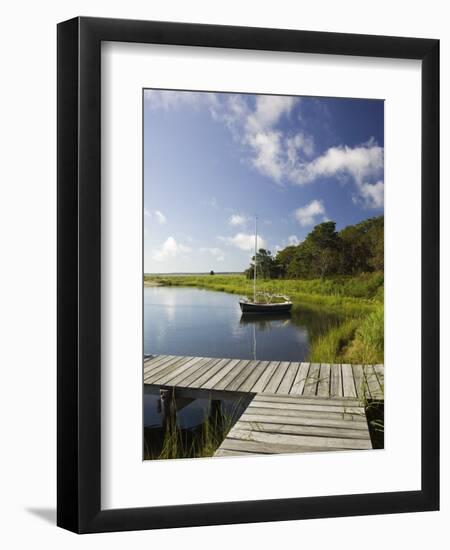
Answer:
[144,286,343,362]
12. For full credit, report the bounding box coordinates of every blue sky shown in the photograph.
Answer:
[144,90,384,273]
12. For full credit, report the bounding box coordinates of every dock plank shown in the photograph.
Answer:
[352,364,366,399]
[237,361,268,392]
[168,357,214,386]
[144,356,188,384]
[365,365,383,399]
[153,356,204,386]
[263,361,291,394]
[277,362,300,394]
[238,413,368,430]
[226,428,372,450]
[302,363,320,396]
[342,364,357,397]
[201,359,241,389]
[249,361,280,393]
[224,360,256,392]
[317,363,331,397]
[236,421,371,440]
[330,363,343,397]
[289,362,310,396]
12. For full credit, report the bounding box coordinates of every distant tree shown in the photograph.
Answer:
[275,246,297,277]
[209,270,215,275]
[244,248,279,279]
[305,221,341,278]
[244,216,384,280]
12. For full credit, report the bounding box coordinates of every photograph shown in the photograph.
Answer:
[142,89,385,460]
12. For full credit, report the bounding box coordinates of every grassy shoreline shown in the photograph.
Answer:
[144,273,384,364]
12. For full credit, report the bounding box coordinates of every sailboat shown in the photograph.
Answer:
[239,217,293,314]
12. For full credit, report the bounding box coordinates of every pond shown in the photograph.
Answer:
[144,286,343,362]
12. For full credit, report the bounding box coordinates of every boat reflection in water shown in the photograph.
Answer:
[239,311,293,360]
[239,311,292,329]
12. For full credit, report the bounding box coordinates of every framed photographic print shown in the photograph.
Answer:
[57,17,439,533]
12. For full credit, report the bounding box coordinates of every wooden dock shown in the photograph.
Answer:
[143,355,384,456]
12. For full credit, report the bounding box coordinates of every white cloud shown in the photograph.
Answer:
[199,247,225,262]
[357,180,384,209]
[154,210,167,224]
[219,232,267,251]
[229,214,248,226]
[145,90,383,209]
[207,93,302,184]
[144,207,151,218]
[294,200,327,227]
[288,235,300,246]
[152,237,191,261]
[291,141,383,185]
[286,132,315,164]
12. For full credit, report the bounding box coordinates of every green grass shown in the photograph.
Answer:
[144,393,245,460]
[145,272,384,364]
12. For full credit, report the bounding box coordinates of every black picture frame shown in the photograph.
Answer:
[57,16,439,533]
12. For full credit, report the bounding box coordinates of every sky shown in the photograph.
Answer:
[143,89,384,273]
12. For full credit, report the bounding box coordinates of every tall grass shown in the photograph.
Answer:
[343,306,384,364]
[144,393,245,460]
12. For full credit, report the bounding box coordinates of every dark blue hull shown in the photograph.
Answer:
[239,300,293,314]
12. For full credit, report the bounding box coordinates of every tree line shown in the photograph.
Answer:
[244,215,384,280]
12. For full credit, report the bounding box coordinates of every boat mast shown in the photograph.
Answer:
[254,215,257,303]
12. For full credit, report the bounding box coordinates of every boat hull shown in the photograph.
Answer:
[239,300,293,314]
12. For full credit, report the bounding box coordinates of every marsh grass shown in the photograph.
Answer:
[144,392,246,460]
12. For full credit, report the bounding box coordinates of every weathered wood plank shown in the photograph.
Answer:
[156,357,204,386]
[317,363,331,397]
[236,361,268,392]
[143,354,177,375]
[276,362,300,394]
[243,406,365,422]
[224,360,255,392]
[236,421,371,440]
[144,356,189,384]
[365,364,383,400]
[352,364,366,399]
[202,359,243,390]
[200,359,241,389]
[168,357,213,386]
[247,400,362,414]
[289,362,310,396]
[250,361,280,393]
[227,428,372,450]
[175,357,222,388]
[253,394,361,407]
[189,358,232,388]
[342,363,357,397]
[213,360,251,391]
[302,363,320,396]
[214,448,268,456]
[330,363,343,397]
[263,361,291,394]
[216,438,348,455]
[238,413,369,430]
